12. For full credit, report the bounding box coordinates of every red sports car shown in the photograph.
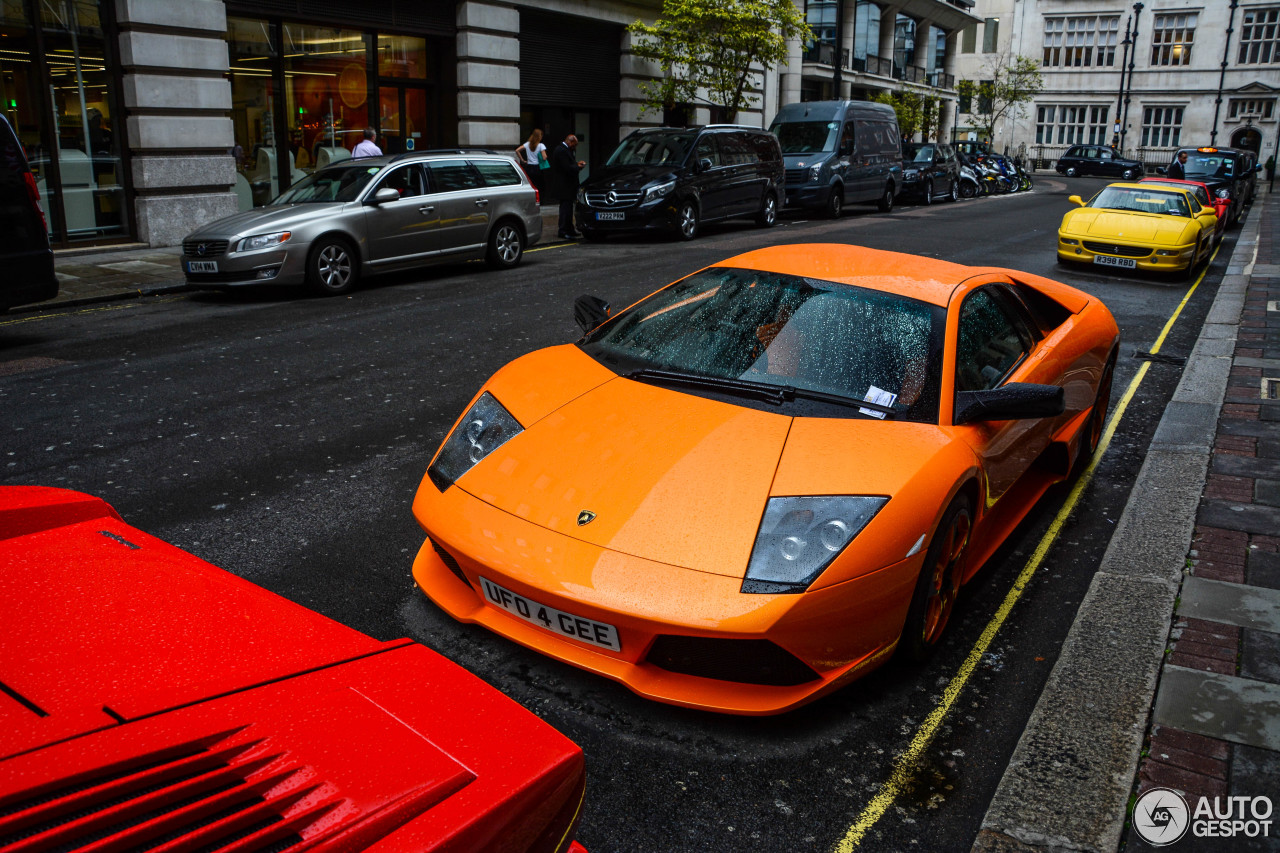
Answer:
[0,486,588,853]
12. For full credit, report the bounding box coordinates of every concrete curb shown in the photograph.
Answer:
[972,207,1264,853]
[11,281,191,314]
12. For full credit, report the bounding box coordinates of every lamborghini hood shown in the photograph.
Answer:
[455,348,954,578]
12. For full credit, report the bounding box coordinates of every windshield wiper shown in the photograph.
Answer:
[625,369,896,415]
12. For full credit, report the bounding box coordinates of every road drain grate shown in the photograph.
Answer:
[1264,378,1280,400]
[1268,301,1280,312]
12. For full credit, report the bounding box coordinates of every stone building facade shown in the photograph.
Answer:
[0,0,979,248]
[953,0,1280,168]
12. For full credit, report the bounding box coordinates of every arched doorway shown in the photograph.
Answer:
[1232,125,1263,154]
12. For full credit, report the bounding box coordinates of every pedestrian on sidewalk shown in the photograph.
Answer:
[551,133,585,239]
[352,127,382,159]
[516,128,547,195]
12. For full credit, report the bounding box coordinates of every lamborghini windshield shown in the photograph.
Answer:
[580,268,945,422]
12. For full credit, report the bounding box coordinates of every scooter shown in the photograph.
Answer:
[956,154,982,199]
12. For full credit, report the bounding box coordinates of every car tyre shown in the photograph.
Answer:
[947,179,959,202]
[877,183,895,213]
[306,237,358,296]
[1180,237,1202,281]
[756,192,778,227]
[899,494,972,663]
[677,200,699,241]
[825,188,843,219]
[960,181,977,199]
[1123,167,1140,180]
[485,220,525,269]
[1076,348,1117,473]
[922,183,934,206]
[1064,166,1079,178]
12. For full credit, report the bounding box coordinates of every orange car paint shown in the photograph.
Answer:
[413,245,1121,714]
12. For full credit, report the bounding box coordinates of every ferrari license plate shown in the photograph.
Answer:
[596,211,625,221]
[479,577,621,651]
[186,260,218,273]
[1093,255,1136,269]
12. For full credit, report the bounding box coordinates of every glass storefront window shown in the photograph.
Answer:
[377,35,428,79]
[2,0,128,242]
[228,17,279,209]
[283,24,368,179]
[227,17,449,208]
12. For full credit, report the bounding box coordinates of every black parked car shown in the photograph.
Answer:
[0,114,57,311]
[1055,145,1143,180]
[576,126,784,241]
[901,142,961,204]
[1165,146,1260,225]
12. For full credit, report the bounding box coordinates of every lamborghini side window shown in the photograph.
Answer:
[955,289,1032,392]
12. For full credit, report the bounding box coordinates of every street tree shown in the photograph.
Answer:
[957,53,1043,148]
[628,0,812,122]
[872,90,940,141]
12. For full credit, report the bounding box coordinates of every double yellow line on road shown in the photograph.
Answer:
[834,249,1217,851]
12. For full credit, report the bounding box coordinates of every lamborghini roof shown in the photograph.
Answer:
[713,243,975,307]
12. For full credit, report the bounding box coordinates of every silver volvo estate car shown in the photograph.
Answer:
[181,150,542,296]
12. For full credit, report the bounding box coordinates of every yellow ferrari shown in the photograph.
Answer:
[1057,182,1218,278]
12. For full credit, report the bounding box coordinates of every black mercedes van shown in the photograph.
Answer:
[576,125,784,242]
[769,100,903,217]
[1,114,57,311]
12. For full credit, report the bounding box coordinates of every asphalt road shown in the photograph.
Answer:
[1,174,1230,852]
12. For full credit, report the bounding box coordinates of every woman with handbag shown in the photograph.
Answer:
[516,129,547,195]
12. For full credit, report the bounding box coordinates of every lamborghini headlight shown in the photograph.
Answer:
[741,496,887,594]
[428,392,523,491]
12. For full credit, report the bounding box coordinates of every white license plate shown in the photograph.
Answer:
[1093,255,1136,269]
[596,212,625,221]
[186,260,218,273]
[479,576,621,651]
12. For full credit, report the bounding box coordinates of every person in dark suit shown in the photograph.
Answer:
[1167,150,1187,181]
[551,134,585,239]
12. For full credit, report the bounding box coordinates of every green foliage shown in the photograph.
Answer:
[957,54,1043,145]
[870,91,941,141]
[629,0,812,121]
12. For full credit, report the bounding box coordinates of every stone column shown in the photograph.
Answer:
[879,4,897,70]
[916,18,933,73]
[457,0,520,148]
[620,30,665,135]
[117,0,235,247]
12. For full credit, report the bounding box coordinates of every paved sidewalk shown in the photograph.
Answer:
[24,208,567,313]
[975,189,1279,853]
[1125,200,1280,851]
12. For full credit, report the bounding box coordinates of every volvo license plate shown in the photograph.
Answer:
[186,260,218,274]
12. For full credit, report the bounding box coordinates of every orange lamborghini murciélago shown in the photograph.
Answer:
[411,244,1119,715]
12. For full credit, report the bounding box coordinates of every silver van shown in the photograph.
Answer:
[769,101,902,217]
[181,150,542,296]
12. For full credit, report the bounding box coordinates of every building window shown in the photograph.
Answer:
[1238,8,1280,64]
[805,0,838,53]
[1035,104,1110,145]
[982,17,999,53]
[1150,13,1196,66]
[1043,16,1120,68]
[961,22,977,54]
[1140,106,1184,147]
[1229,98,1277,120]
